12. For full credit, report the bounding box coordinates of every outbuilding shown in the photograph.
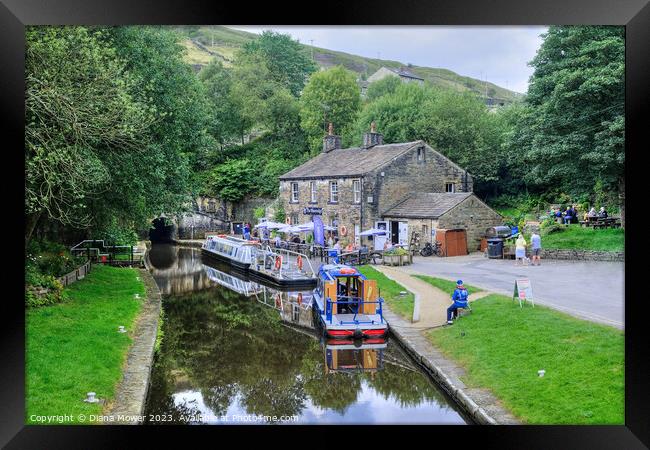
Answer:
[380,192,503,252]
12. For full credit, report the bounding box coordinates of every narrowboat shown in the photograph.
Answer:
[203,264,264,297]
[312,264,389,339]
[324,338,387,374]
[201,234,317,288]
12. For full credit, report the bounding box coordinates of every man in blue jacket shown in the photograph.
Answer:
[447,280,469,324]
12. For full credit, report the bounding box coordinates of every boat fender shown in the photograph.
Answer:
[274,255,282,270]
[353,329,363,339]
[297,293,303,305]
[297,255,303,270]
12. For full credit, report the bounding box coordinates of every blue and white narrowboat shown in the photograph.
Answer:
[312,264,389,339]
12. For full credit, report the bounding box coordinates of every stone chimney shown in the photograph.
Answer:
[363,121,384,148]
[322,123,341,153]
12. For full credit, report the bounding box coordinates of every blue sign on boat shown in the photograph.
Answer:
[303,207,323,215]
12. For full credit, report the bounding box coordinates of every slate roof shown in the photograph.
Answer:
[279,141,422,180]
[390,67,424,81]
[382,192,474,218]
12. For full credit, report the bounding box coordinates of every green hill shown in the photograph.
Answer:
[172,25,523,103]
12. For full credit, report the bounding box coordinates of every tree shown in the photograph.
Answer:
[522,26,624,200]
[299,66,362,152]
[365,75,401,102]
[205,159,256,202]
[241,30,317,97]
[25,26,152,244]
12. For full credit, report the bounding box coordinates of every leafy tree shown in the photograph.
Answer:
[25,26,151,244]
[521,26,624,198]
[241,30,317,97]
[205,159,256,202]
[365,75,401,102]
[300,66,362,152]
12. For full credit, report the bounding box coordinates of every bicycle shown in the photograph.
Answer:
[419,241,443,257]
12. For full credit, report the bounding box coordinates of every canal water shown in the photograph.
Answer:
[144,244,468,425]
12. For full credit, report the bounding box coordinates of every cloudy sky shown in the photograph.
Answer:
[230,26,547,94]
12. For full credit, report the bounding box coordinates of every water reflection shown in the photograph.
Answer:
[145,244,467,424]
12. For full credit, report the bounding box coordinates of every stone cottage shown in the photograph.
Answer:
[361,66,425,96]
[278,124,502,251]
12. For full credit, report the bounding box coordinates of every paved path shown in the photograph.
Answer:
[407,253,624,329]
[375,265,489,328]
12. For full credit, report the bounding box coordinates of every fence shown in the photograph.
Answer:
[57,260,92,287]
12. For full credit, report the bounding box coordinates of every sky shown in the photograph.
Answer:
[229,26,548,94]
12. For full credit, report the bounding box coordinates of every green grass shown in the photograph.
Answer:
[541,225,624,252]
[357,265,414,321]
[413,275,484,296]
[26,265,146,424]
[427,294,624,424]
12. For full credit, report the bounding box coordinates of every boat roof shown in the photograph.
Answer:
[318,264,366,281]
[207,234,260,246]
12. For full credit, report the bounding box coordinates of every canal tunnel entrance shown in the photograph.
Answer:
[149,217,176,243]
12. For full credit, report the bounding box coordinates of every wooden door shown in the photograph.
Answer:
[362,279,378,314]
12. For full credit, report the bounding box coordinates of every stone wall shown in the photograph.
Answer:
[438,196,503,251]
[176,211,229,239]
[540,249,624,262]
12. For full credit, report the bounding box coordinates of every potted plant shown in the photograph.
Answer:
[383,247,412,266]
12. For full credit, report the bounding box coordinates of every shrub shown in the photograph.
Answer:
[542,223,565,236]
[25,275,68,308]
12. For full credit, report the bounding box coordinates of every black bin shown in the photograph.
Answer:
[487,238,504,259]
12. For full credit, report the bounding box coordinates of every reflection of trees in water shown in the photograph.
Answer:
[146,285,449,422]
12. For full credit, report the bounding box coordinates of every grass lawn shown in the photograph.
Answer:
[26,265,145,424]
[413,275,484,296]
[540,225,624,252]
[427,294,624,424]
[357,265,414,321]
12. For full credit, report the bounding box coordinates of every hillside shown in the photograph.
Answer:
[172,26,523,103]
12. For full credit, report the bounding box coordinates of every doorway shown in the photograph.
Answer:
[390,221,399,244]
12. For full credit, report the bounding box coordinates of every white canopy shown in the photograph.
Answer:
[359,227,388,236]
[255,221,287,229]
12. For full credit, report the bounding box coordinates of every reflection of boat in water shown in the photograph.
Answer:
[201,235,317,288]
[324,338,387,374]
[203,265,265,297]
[312,264,389,339]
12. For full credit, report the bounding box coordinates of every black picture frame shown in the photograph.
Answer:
[2,0,648,447]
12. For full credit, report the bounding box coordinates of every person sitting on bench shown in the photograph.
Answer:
[447,280,469,325]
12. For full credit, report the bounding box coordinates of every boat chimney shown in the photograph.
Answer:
[322,122,341,153]
[362,121,383,148]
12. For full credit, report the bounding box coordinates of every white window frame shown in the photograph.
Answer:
[291,182,299,202]
[330,181,338,203]
[445,182,455,193]
[310,181,317,203]
[352,179,361,204]
[417,147,425,162]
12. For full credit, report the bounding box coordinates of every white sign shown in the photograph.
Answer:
[513,278,534,308]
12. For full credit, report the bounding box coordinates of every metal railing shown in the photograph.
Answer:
[258,245,316,279]
[325,296,385,325]
[70,240,144,266]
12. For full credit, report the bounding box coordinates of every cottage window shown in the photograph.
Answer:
[330,181,338,203]
[445,182,455,193]
[417,147,425,162]
[291,182,299,202]
[310,181,317,203]
[291,213,299,225]
[422,224,428,237]
[353,180,361,203]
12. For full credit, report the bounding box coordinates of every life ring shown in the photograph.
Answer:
[340,225,347,236]
[275,293,282,308]
[285,217,291,224]
[340,267,356,275]
[297,255,303,270]
[297,293,303,305]
[274,255,282,270]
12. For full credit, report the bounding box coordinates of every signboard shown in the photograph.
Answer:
[513,278,534,308]
[303,207,323,215]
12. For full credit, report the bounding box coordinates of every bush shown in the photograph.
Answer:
[25,275,68,308]
[541,223,565,236]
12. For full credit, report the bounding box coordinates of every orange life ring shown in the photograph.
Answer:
[274,255,282,270]
[340,267,356,275]
[297,293,303,305]
[340,225,347,236]
[297,255,303,270]
[275,293,282,308]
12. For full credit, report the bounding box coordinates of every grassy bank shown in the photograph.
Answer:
[413,275,483,296]
[357,265,414,321]
[541,225,624,252]
[427,294,624,424]
[26,265,145,424]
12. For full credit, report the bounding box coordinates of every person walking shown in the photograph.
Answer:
[515,233,528,266]
[447,280,469,325]
[531,231,542,266]
[243,223,251,240]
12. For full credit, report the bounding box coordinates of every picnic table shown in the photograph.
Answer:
[579,217,621,229]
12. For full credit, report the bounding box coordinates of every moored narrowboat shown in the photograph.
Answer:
[312,264,389,339]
